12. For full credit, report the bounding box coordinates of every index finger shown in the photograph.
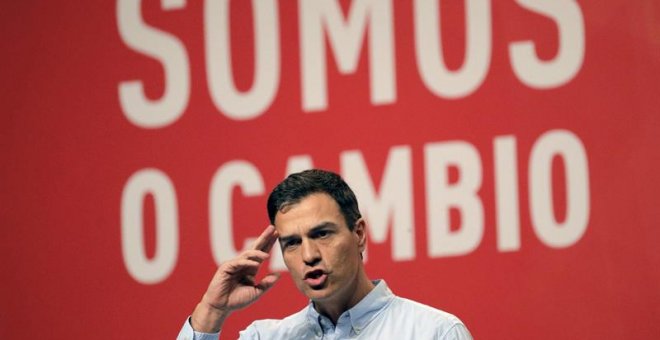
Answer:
[251,225,279,252]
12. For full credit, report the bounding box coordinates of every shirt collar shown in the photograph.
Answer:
[304,279,394,333]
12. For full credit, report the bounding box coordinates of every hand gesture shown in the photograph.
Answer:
[191,225,280,333]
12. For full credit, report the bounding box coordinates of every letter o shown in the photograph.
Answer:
[529,130,590,248]
[120,168,179,284]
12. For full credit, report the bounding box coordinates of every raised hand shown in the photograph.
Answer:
[191,225,281,333]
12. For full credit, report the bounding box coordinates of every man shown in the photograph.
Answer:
[178,169,472,339]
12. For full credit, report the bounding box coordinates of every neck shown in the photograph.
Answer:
[313,270,375,325]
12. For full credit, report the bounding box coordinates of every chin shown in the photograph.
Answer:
[304,285,335,301]
[294,282,327,299]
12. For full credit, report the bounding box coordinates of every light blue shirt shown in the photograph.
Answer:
[177,280,472,340]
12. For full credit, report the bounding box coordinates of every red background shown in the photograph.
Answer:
[2,1,659,339]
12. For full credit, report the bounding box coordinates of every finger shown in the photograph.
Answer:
[255,272,280,291]
[221,258,261,276]
[240,249,270,263]
[261,227,279,253]
[251,225,278,252]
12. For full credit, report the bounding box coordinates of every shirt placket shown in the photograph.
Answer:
[316,314,335,339]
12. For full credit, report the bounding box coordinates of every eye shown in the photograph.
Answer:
[314,229,332,239]
[281,238,300,250]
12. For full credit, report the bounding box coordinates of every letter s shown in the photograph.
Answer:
[117,0,190,128]
[510,0,585,89]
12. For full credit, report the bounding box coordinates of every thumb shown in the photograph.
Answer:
[255,272,280,292]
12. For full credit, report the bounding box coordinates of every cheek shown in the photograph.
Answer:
[329,242,356,269]
[282,253,302,278]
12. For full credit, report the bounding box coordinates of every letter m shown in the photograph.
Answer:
[300,0,395,111]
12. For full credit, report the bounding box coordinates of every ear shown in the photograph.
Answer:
[354,218,367,253]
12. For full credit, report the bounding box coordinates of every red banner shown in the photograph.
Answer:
[2,1,659,339]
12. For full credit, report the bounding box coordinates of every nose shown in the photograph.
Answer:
[301,239,321,266]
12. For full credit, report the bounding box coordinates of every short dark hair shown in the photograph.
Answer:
[267,169,362,230]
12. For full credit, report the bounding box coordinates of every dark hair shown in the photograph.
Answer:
[267,169,361,230]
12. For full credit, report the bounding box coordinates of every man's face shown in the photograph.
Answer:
[275,193,366,304]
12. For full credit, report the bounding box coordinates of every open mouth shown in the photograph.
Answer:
[304,269,327,288]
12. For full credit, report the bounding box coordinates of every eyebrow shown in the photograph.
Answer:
[278,234,298,245]
[307,221,338,236]
[277,221,339,243]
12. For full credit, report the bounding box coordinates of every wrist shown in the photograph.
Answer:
[191,301,231,333]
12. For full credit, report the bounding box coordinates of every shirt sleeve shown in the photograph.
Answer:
[438,323,473,340]
[237,323,259,339]
[176,317,221,340]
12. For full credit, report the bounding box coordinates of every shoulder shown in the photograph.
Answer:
[386,296,472,339]
[240,307,312,339]
[250,306,307,328]
[391,296,462,322]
